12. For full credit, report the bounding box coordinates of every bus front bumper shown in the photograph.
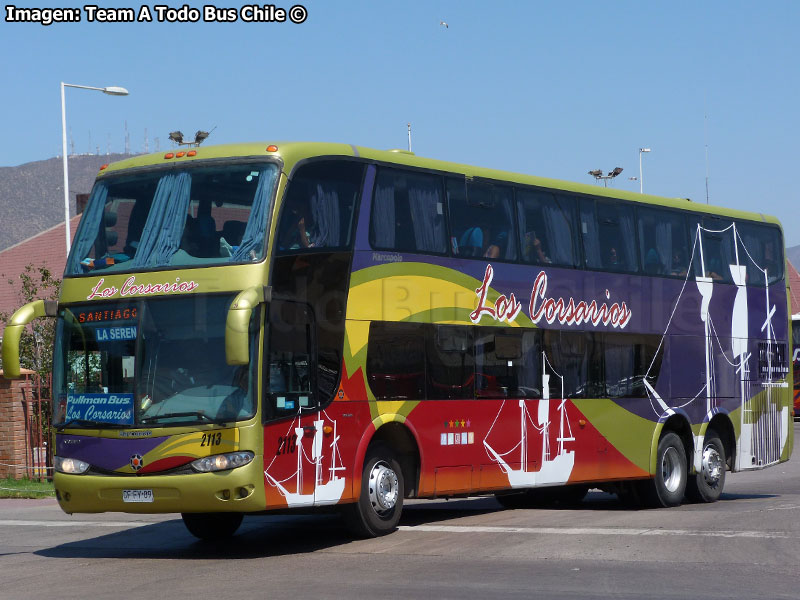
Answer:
[53,456,266,514]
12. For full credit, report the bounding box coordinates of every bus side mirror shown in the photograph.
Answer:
[1,300,58,379]
[225,286,270,365]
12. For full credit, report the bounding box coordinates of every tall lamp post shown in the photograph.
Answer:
[61,82,129,253]
[638,147,650,194]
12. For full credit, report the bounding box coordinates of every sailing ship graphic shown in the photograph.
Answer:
[264,410,346,507]
[643,223,789,470]
[484,355,576,487]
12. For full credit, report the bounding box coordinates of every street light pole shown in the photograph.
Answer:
[61,82,129,254]
[638,147,650,194]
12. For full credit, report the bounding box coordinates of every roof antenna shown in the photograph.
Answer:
[407,122,412,152]
[704,94,710,204]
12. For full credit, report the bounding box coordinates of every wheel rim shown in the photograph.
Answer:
[661,446,683,493]
[368,460,399,515]
[701,445,723,486]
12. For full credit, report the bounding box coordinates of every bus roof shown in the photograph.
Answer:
[97,141,783,229]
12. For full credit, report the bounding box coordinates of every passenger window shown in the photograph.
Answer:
[475,329,541,398]
[448,179,517,261]
[698,217,736,284]
[427,326,474,399]
[366,322,426,400]
[736,221,784,286]
[517,190,577,267]
[637,208,690,278]
[277,161,363,252]
[370,169,446,254]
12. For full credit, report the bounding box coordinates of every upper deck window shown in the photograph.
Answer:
[448,179,517,261]
[370,168,447,254]
[276,160,363,253]
[66,162,279,275]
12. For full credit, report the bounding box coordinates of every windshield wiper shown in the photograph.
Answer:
[55,419,127,431]
[140,411,214,424]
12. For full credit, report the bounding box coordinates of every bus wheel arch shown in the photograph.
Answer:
[346,422,419,537]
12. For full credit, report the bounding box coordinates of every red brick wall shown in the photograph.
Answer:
[0,374,33,479]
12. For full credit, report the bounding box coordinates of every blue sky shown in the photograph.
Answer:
[3,1,798,246]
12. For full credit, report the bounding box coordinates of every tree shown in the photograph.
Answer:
[0,264,61,377]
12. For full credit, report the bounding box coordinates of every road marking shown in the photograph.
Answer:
[0,520,155,528]
[397,524,793,539]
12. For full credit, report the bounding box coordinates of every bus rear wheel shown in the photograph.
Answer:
[181,512,243,541]
[641,432,687,508]
[685,428,726,503]
[345,444,404,538]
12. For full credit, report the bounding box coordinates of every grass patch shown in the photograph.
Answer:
[0,476,55,499]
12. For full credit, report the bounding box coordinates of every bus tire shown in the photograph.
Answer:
[642,432,687,508]
[685,428,726,503]
[345,444,404,538]
[181,512,243,541]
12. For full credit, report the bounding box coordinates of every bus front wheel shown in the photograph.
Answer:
[685,428,726,503]
[181,512,243,541]
[345,444,404,537]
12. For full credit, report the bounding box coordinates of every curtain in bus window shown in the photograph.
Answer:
[653,221,672,274]
[132,172,192,267]
[596,201,637,273]
[231,166,277,261]
[618,209,637,272]
[494,187,517,261]
[67,183,108,273]
[543,197,574,266]
[604,335,634,398]
[700,219,735,284]
[371,180,396,248]
[408,178,446,253]
[310,183,342,247]
[579,201,602,269]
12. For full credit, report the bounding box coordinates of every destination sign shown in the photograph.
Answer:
[94,326,137,342]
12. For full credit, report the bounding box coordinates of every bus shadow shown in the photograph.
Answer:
[35,490,781,559]
[35,514,364,560]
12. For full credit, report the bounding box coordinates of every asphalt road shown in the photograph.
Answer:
[3,424,800,600]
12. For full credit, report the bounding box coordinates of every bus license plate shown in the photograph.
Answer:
[122,489,153,503]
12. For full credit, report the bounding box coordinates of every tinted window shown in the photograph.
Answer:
[736,221,784,286]
[427,326,474,399]
[517,190,577,267]
[580,199,638,272]
[637,207,690,277]
[698,217,736,284]
[366,322,425,400]
[264,300,315,420]
[475,329,541,398]
[370,168,446,254]
[277,161,363,252]
[448,179,517,260]
[67,163,279,275]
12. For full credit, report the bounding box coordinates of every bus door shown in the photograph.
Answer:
[263,300,320,508]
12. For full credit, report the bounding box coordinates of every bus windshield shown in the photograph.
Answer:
[65,161,279,275]
[52,295,256,428]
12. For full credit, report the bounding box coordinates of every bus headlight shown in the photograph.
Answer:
[54,456,91,474]
[191,451,254,473]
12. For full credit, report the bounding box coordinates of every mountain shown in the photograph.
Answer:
[0,154,132,252]
[788,245,800,271]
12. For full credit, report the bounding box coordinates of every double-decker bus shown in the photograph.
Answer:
[2,142,793,540]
